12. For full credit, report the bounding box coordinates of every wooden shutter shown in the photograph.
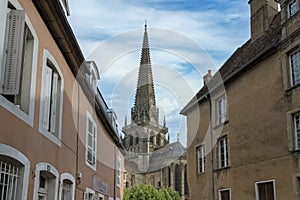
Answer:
[42,66,52,130]
[50,72,58,134]
[1,10,25,95]
[258,182,274,200]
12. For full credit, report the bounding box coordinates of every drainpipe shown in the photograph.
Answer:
[113,145,116,199]
[208,94,215,200]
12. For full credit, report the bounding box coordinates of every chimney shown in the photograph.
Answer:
[203,70,212,85]
[249,0,278,40]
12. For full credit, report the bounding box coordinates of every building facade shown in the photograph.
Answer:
[181,0,300,199]
[122,24,189,199]
[0,0,124,200]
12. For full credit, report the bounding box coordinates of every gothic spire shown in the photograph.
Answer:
[131,22,158,125]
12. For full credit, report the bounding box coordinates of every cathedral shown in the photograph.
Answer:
[121,23,189,200]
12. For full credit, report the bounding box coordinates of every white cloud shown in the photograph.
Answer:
[68,0,250,145]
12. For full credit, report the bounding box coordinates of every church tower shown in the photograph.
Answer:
[122,22,169,173]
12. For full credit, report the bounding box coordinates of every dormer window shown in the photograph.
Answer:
[288,0,297,18]
[85,61,99,90]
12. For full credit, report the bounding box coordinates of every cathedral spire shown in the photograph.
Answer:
[131,22,158,125]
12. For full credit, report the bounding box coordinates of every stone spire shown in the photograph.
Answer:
[131,22,158,126]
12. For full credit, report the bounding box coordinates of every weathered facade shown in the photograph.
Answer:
[181,0,300,199]
[0,0,124,200]
[122,24,189,199]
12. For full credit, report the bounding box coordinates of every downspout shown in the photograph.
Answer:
[208,94,215,200]
[113,145,116,199]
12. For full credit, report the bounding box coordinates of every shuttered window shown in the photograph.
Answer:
[219,189,231,200]
[41,62,62,137]
[0,8,35,115]
[86,112,97,170]
[256,181,275,200]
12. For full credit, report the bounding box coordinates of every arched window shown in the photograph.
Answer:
[174,164,181,195]
[33,162,59,200]
[168,167,171,187]
[59,173,75,200]
[0,144,30,199]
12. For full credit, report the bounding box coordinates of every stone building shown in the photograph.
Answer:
[0,0,124,200]
[181,0,300,199]
[122,23,189,199]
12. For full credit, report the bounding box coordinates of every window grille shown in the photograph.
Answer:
[0,160,19,200]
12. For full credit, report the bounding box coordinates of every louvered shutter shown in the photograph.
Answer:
[42,66,52,130]
[1,10,25,95]
[50,72,58,134]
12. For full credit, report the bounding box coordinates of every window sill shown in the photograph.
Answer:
[286,83,300,93]
[85,161,96,171]
[0,95,34,127]
[213,120,229,129]
[197,172,205,176]
[39,127,61,147]
[214,166,230,172]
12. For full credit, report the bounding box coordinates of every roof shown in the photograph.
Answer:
[125,141,186,173]
[181,13,282,114]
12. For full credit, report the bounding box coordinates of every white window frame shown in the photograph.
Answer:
[84,188,95,200]
[116,155,121,188]
[59,173,75,200]
[218,137,229,169]
[216,95,227,125]
[0,143,30,200]
[196,145,205,174]
[290,50,300,86]
[33,162,59,200]
[98,193,104,200]
[86,111,97,170]
[288,0,298,18]
[255,180,276,200]
[0,0,38,127]
[218,188,231,200]
[39,49,64,146]
[294,113,300,149]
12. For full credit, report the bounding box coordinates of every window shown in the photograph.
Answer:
[33,163,59,200]
[98,194,104,200]
[295,113,300,149]
[60,173,75,200]
[255,181,275,200]
[290,50,300,86]
[196,145,205,173]
[39,50,64,146]
[219,189,231,200]
[0,0,38,126]
[84,188,95,200]
[218,137,229,168]
[0,159,21,200]
[84,61,99,90]
[116,156,121,187]
[0,144,30,200]
[86,112,97,170]
[288,0,297,18]
[216,96,227,125]
[174,164,181,195]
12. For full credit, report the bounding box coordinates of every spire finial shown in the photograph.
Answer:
[145,19,147,28]
[163,116,166,127]
[177,133,180,142]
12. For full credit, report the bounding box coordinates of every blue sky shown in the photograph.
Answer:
[68,0,250,146]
